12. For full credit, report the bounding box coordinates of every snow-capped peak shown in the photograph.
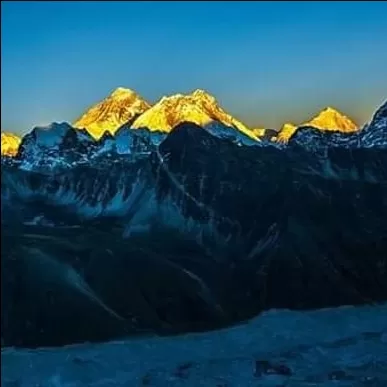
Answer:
[275,107,358,143]
[305,107,358,132]
[132,89,258,140]
[30,122,74,148]
[190,88,215,101]
[74,87,151,139]
[110,87,137,100]
[33,122,73,133]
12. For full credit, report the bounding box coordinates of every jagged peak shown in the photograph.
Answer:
[159,93,184,103]
[323,106,339,113]
[316,106,348,118]
[109,87,138,99]
[191,88,215,100]
[27,122,76,148]
[275,106,358,144]
[74,87,150,139]
[156,89,216,105]
[310,106,345,119]
[131,89,257,141]
[33,122,73,132]
[306,106,358,132]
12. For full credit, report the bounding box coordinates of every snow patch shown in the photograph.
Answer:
[1,304,387,387]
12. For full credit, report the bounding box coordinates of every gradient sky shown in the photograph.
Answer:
[1,1,387,135]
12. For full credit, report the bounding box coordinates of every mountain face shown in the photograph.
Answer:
[1,132,21,156]
[16,122,102,172]
[74,87,151,139]
[113,126,166,155]
[131,89,259,143]
[306,107,358,132]
[275,123,297,144]
[358,100,387,148]
[275,108,358,144]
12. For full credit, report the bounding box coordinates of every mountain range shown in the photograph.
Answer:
[1,86,386,348]
[2,99,386,347]
[1,87,363,157]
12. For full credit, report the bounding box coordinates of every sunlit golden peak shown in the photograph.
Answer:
[306,107,358,132]
[158,89,215,104]
[191,88,213,99]
[159,93,184,103]
[74,87,150,139]
[110,87,137,99]
[131,89,258,141]
[275,107,358,144]
[324,106,339,113]
[317,106,347,118]
[1,131,21,157]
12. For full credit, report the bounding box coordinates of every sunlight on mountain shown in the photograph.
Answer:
[74,87,151,139]
[275,108,358,144]
[1,132,21,156]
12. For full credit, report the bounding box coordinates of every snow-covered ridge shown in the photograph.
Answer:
[132,88,259,142]
[72,86,260,142]
[2,304,387,387]
[3,99,386,173]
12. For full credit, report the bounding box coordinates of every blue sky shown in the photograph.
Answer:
[1,1,387,135]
